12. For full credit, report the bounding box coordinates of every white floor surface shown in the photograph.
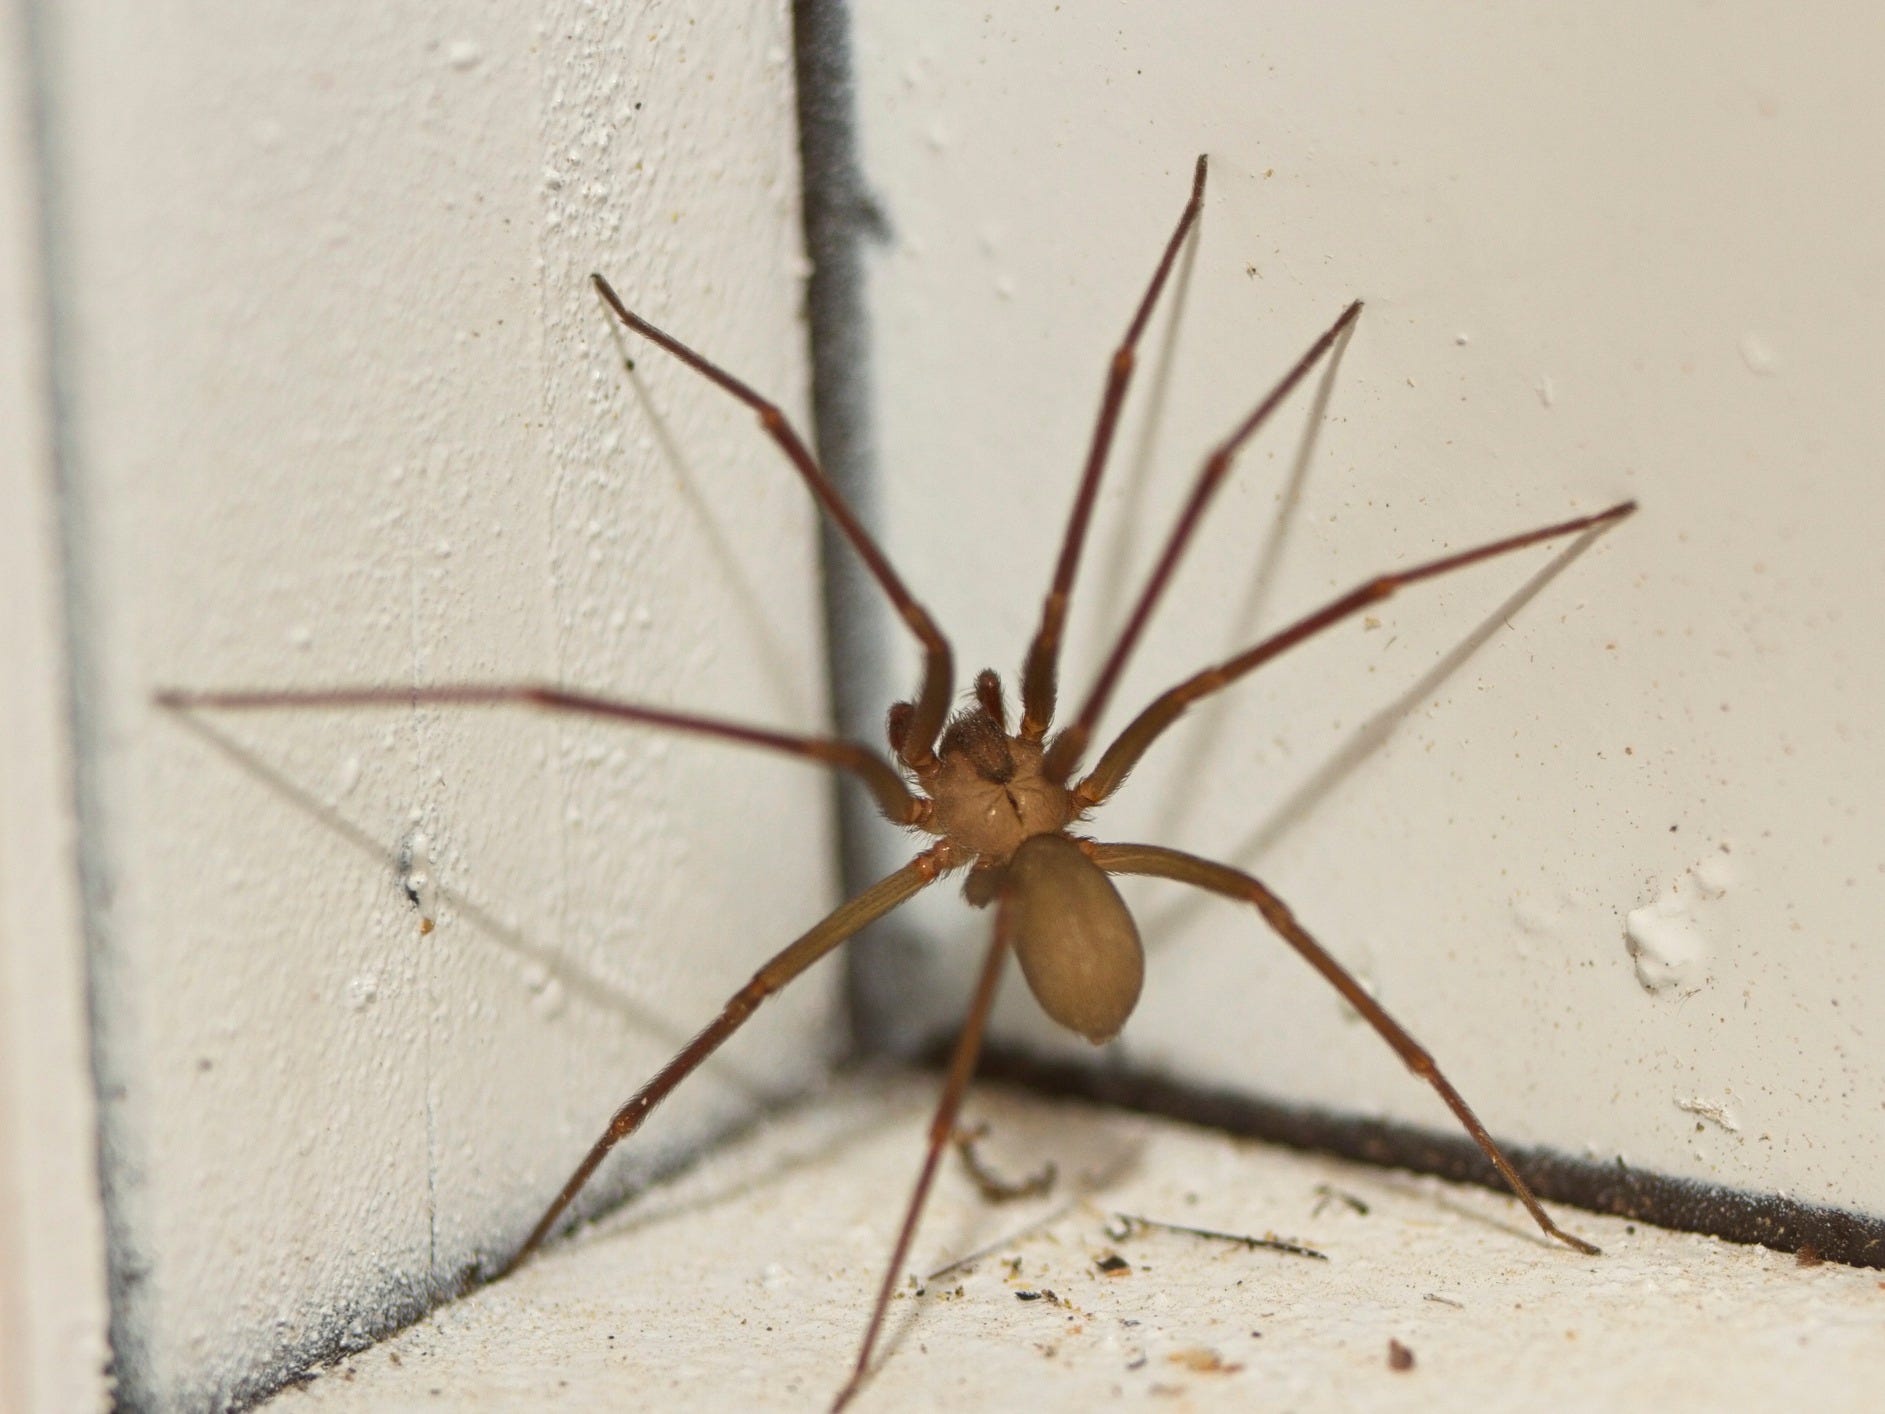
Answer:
[260,1072,1885,1412]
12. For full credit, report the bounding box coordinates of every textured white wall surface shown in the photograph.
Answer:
[846,4,1884,1222]
[21,2,832,1409]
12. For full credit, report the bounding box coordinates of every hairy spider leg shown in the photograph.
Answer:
[1044,298,1364,783]
[833,892,1014,1412]
[1092,842,1600,1255]
[1019,154,1209,742]
[1076,500,1636,804]
[591,274,956,773]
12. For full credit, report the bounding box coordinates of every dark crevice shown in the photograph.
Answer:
[791,0,930,1057]
[15,0,144,1406]
[972,1041,1885,1272]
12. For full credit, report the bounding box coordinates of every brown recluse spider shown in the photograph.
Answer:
[159,153,1635,1408]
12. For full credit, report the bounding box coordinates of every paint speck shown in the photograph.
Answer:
[288,624,313,650]
[530,975,566,1020]
[1168,1348,1243,1375]
[1454,333,1470,347]
[1676,1096,1741,1133]
[346,973,379,1012]
[1535,376,1556,408]
[400,828,438,927]
[1739,333,1778,375]
[1511,892,1582,955]
[335,754,362,797]
[446,39,482,70]
[1694,854,1736,899]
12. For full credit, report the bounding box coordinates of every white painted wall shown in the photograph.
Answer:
[12,2,833,1408]
[847,5,1884,1220]
[0,8,111,1410]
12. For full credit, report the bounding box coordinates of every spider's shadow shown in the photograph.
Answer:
[1134,522,1614,945]
[1086,162,1354,717]
[1054,218,1616,938]
[157,301,844,1139]
[1136,307,1359,850]
[598,314,817,725]
[1087,189,1207,638]
[160,707,781,1104]
[573,1068,924,1255]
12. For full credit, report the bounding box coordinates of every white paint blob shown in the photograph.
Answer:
[1625,851,1737,994]
[345,973,379,1013]
[1624,897,1708,993]
[1739,331,1778,374]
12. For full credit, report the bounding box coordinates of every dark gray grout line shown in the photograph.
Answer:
[16,2,155,1405]
[974,1042,1885,1272]
[790,0,934,1059]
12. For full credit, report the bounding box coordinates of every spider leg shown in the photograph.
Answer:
[502,848,947,1276]
[1044,299,1364,782]
[155,683,927,826]
[1018,154,1208,743]
[832,895,1013,1412]
[1074,500,1635,806]
[590,273,955,773]
[1089,841,1600,1256]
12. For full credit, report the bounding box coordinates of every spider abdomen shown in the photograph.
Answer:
[1003,833,1144,1044]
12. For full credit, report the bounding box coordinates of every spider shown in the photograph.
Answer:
[161,154,1633,1408]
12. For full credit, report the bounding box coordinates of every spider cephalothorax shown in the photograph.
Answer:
[907,670,1077,866]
